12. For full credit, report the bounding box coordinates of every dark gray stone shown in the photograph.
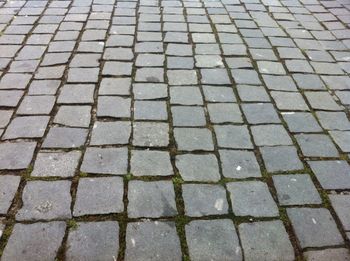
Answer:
[131,150,173,176]
[43,127,88,148]
[260,146,303,172]
[215,125,253,149]
[174,127,214,151]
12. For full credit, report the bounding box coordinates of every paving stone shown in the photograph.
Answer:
[41,52,71,66]
[70,53,101,67]
[125,221,181,261]
[167,56,194,69]
[282,112,322,133]
[308,160,350,189]
[242,103,280,124]
[97,96,131,118]
[186,220,242,261]
[32,151,81,177]
[0,110,12,128]
[135,68,164,82]
[104,47,134,61]
[215,125,253,149]
[271,91,309,111]
[0,142,36,170]
[74,177,124,216]
[99,78,131,96]
[174,127,214,151]
[220,150,261,178]
[304,91,342,111]
[54,105,91,128]
[293,74,326,90]
[131,150,173,176]
[239,221,295,261]
[168,70,198,85]
[133,122,169,147]
[263,75,297,91]
[2,222,66,261]
[316,111,350,130]
[134,100,168,120]
[103,61,132,76]
[257,61,286,75]
[287,208,343,248]
[273,174,321,205]
[227,181,279,217]
[208,103,242,123]
[261,146,303,172]
[136,54,164,67]
[133,83,167,100]
[0,73,31,90]
[0,175,21,214]
[201,69,231,85]
[58,84,95,104]
[17,95,55,115]
[182,184,228,217]
[16,180,72,220]
[171,106,206,126]
[90,121,131,145]
[296,134,339,157]
[68,68,99,83]
[80,147,128,175]
[175,153,220,181]
[329,194,350,230]
[43,127,88,149]
[28,80,60,95]
[231,69,261,85]
[329,131,350,152]
[203,86,236,102]
[35,66,65,79]
[304,248,350,261]
[3,116,49,139]
[251,125,292,146]
[170,86,203,105]
[128,180,177,218]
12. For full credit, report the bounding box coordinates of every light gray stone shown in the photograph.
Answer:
[0,175,20,214]
[131,150,173,176]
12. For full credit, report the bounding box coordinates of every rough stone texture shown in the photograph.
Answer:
[304,248,350,261]
[0,175,21,214]
[0,142,36,170]
[131,150,173,176]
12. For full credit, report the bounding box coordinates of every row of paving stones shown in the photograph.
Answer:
[0,0,349,260]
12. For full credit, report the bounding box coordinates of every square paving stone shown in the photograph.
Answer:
[0,73,31,90]
[99,78,131,96]
[80,147,128,175]
[133,83,167,100]
[68,68,99,83]
[167,56,194,69]
[282,112,322,133]
[175,154,220,181]
[293,74,326,90]
[131,150,173,176]
[263,75,297,91]
[0,175,20,214]
[231,69,261,85]
[220,150,261,178]
[271,91,309,111]
[304,91,342,111]
[0,142,36,170]
[125,221,181,261]
[35,66,65,80]
[273,174,321,205]
[304,248,350,261]
[136,54,164,67]
[58,84,95,104]
[201,69,231,85]
[329,131,350,153]
[242,103,280,124]
[195,55,224,68]
[97,96,131,118]
[134,100,168,120]
[260,146,303,172]
[133,122,169,147]
[171,106,206,127]
[308,160,350,189]
[227,181,279,217]
[16,180,72,220]
[90,121,131,145]
[239,221,295,261]
[287,208,343,248]
[251,125,292,146]
[329,195,350,231]
[0,110,13,128]
[168,70,198,85]
[32,151,81,177]
[0,90,23,107]
[54,106,91,128]
[128,180,177,218]
[170,86,203,105]
[43,127,88,148]
[215,125,253,149]
[17,95,55,115]
[166,43,192,56]
[135,68,164,83]
[257,61,286,75]
[103,62,132,76]
[74,177,124,216]
[3,116,49,139]
[296,134,339,157]
[316,111,350,130]
[208,103,243,123]
[186,220,242,261]
[182,184,228,217]
[203,86,236,102]
[28,80,60,95]
[174,127,214,151]
[66,221,119,261]
[2,222,66,261]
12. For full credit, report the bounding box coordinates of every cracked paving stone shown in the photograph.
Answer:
[127,180,177,218]
[80,147,128,175]
[125,221,181,261]
[215,125,253,149]
[43,127,88,149]
[260,146,303,172]
[3,116,49,139]
[0,175,20,214]
[174,127,214,151]
[16,180,72,221]
[220,150,261,178]
[227,181,279,217]
[0,142,36,170]
[329,195,350,231]
[273,174,321,206]
[66,222,119,261]
[54,105,91,128]
[182,184,229,217]
[90,121,131,145]
[74,177,124,216]
[133,122,169,147]
[131,150,172,176]
[2,222,66,261]
[287,208,343,248]
[31,151,81,178]
[186,220,242,261]
[296,134,339,157]
[239,221,295,261]
[175,153,220,181]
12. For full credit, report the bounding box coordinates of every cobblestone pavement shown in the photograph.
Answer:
[0,0,350,260]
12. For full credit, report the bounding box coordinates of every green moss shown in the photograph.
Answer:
[79,172,88,177]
